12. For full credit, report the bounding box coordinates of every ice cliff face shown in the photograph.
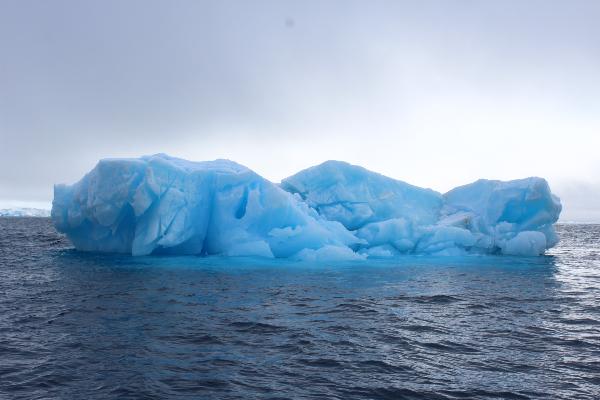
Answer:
[52,155,359,258]
[52,154,561,259]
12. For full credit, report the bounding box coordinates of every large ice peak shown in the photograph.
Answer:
[52,154,561,259]
[281,160,443,230]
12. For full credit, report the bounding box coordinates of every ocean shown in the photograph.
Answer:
[0,218,598,399]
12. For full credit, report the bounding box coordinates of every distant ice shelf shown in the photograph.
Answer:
[1,208,51,217]
[52,154,561,260]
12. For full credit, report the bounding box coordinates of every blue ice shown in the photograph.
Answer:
[52,154,561,259]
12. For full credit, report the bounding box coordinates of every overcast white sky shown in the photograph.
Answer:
[1,0,599,221]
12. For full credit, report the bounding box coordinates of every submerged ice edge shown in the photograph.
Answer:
[52,154,561,260]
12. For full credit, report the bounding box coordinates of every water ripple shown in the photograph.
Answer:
[0,218,599,399]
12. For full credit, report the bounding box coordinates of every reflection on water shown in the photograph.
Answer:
[0,219,599,399]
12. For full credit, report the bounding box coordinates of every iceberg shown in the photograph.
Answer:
[52,154,561,259]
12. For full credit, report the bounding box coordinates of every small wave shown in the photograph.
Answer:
[341,386,448,400]
[419,340,479,354]
[298,357,344,368]
[557,317,599,326]
[440,389,535,399]
[386,294,462,304]
[355,360,412,374]
[228,321,286,334]
[159,377,230,392]
[157,334,224,345]
[402,324,448,334]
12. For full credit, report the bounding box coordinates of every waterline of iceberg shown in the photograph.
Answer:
[52,154,561,259]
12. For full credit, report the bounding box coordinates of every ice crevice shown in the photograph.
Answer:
[52,154,562,260]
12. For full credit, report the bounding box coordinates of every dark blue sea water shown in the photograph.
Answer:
[0,218,599,399]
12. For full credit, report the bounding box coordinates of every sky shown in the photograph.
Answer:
[0,0,599,221]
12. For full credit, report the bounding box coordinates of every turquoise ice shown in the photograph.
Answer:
[52,154,561,259]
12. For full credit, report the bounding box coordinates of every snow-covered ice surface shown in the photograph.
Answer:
[52,154,561,259]
[0,208,51,217]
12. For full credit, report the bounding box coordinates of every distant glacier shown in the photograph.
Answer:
[51,154,561,259]
[0,208,51,218]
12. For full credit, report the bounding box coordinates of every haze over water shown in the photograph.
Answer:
[1,218,598,399]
